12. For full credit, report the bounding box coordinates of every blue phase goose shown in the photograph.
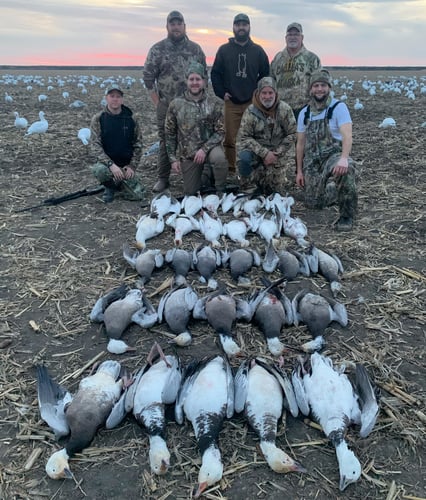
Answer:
[165,247,193,285]
[192,244,223,290]
[291,289,348,353]
[234,358,305,474]
[122,243,164,285]
[175,355,234,498]
[304,245,344,296]
[292,353,379,491]
[37,361,127,479]
[106,343,182,475]
[222,247,261,284]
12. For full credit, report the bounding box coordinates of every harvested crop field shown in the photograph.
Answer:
[0,68,425,500]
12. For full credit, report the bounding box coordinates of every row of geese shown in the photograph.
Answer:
[37,342,379,494]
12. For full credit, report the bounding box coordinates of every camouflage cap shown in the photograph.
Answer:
[234,13,250,24]
[257,76,277,92]
[105,84,124,96]
[309,69,332,88]
[286,22,303,33]
[186,61,207,79]
[167,10,184,23]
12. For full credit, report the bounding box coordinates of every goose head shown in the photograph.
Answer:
[46,448,72,480]
[260,442,306,474]
[149,436,170,475]
[195,446,223,498]
[336,442,361,491]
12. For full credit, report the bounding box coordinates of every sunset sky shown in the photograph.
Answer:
[1,0,425,67]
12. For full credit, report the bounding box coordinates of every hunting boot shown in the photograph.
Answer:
[102,180,117,203]
[238,175,258,195]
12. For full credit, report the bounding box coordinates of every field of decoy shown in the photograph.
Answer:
[0,68,425,500]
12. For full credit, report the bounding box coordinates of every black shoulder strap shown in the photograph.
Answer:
[327,101,342,120]
[303,105,310,126]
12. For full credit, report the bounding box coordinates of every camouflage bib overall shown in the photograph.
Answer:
[303,103,357,217]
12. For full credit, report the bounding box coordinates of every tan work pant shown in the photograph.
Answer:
[224,100,250,169]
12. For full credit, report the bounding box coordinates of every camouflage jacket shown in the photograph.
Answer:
[165,89,225,163]
[89,105,143,170]
[270,46,321,110]
[143,36,207,105]
[236,101,296,159]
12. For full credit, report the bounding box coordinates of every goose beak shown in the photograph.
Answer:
[159,459,169,475]
[290,460,307,474]
[339,475,350,491]
[194,481,208,498]
[63,467,73,479]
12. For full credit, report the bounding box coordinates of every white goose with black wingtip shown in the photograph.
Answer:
[292,352,379,491]
[175,354,234,498]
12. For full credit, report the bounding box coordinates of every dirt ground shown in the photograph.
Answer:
[0,68,425,500]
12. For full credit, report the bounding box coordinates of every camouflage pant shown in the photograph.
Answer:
[90,162,145,201]
[237,149,294,195]
[303,153,357,217]
[156,100,171,181]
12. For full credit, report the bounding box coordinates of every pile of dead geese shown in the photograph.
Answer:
[37,191,380,495]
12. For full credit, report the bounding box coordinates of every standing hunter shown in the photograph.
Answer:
[296,69,358,231]
[271,22,322,119]
[143,11,207,193]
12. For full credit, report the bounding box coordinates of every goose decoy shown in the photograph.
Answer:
[106,342,182,475]
[165,248,192,285]
[122,243,164,285]
[13,111,28,129]
[378,117,396,128]
[26,111,48,136]
[292,353,379,491]
[234,358,305,473]
[37,361,127,479]
[4,92,13,103]
[192,244,222,290]
[193,289,251,356]
[222,247,260,285]
[158,284,198,346]
[166,213,199,246]
[69,100,87,108]
[277,247,310,280]
[198,210,224,247]
[77,127,91,145]
[135,214,164,249]
[306,246,344,296]
[180,193,203,217]
[291,289,348,352]
[223,219,250,247]
[90,287,153,353]
[249,277,293,356]
[150,192,181,218]
[143,140,160,157]
[175,355,234,497]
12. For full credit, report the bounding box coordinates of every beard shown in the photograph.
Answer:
[260,98,275,109]
[234,29,250,43]
[312,93,329,103]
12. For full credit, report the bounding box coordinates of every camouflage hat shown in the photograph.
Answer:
[257,76,277,92]
[234,13,250,24]
[286,22,303,33]
[167,10,184,23]
[105,84,124,96]
[186,61,207,79]
[309,69,332,88]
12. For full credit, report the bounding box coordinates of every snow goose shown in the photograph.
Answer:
[291,289,348,353]
[158,284,198,346]
[292,353,379,490]
[223,219,250,247]
[150,192,181,218]
[234,358,305,473]
[26,111,48,136]
[135,214,164,249]
[77,127,91,145]
[106,343,182,475]
[175,355,234,497]
[37,361,127,479]
[180,193,203,217]
[166,213,199,246]
[5,92,13,103]
[198,210,224,248]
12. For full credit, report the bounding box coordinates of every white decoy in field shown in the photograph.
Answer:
[292,353,379,491]
[175,354,234,498]
[69,99,87,108]
[26,111,48,136]
[5,92,13,103]
[37,361,127,479]
[353,98,364,110]
[135,214,164,249]
[234,358,306,474]
[77,127,91,145]
[378,117,396,128]
[13,112,28,129]
[106,342,182,475]
[62,91,69,99]
[38,94,48,102]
